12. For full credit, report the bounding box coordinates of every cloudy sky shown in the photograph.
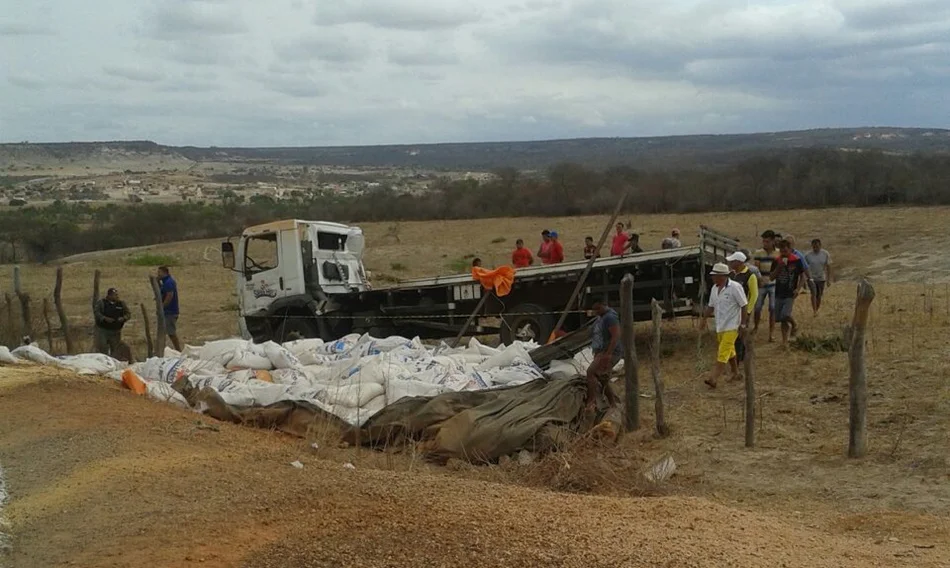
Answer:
[2,0,949,146]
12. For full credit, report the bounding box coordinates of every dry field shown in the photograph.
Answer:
[1,205,949,566]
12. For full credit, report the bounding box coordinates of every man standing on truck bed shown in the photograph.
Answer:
[93,287,130,357]
[158,266,182,351]
[546,231,565,264]
[537,230,552,264]
[610,223,628,256]
[512,239,533,268]
[586,300,623,409]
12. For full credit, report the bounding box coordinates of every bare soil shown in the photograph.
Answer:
[1,366,947,568]
[1,206,950,566]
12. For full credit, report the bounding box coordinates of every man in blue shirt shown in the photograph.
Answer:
[158,266,182,351]
[586,300,624,410]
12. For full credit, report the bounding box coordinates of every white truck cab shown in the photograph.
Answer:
[222,219,370,341]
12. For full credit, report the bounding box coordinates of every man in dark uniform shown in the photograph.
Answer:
[93,287,131,357]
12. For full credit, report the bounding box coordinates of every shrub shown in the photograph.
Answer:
[127,253,178,267]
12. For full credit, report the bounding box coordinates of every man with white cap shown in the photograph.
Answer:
[727,251,757,363]
[701,262,748,388]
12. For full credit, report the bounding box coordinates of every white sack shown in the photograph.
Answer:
[11,345,60,366]
[476,342,534,371]
[0,346,20,364]
[321,382,385,408]
[58,353,126,375]
[384,378,445,403]
[146,381,191,409]
[227,350,273,370]
[261,341,302,370]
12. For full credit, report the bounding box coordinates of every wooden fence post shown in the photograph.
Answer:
[42,298,54,352]
[140,303,154,358]
[650,299,669,437]
[620,274,639,431]
[149,276,167,356]
[849,278,876,458]
[13,266,32,340]
[3,294,13,342]
[92,270,101,310]
[743,327,756,448]
[54,267,74,354]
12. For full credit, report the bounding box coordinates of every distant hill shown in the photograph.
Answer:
[3,128,950,171]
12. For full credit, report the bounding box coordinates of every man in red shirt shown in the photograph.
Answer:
[610,222,629,256]
[537,230,552,264]
[511,239,533,268]
[547,231,565,264]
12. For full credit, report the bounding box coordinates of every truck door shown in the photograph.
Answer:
[242,231,283,313]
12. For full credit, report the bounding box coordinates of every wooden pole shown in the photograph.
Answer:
[3,294,12,344]
[452,290,493,348]
[621,274,639,431]
[140,303,154,358]
[650,299,669,437]
[149,276,167,356]
[548,192,627,341]
[42,298,54,352]
[848,278,876,458]
[743,326,756,448]
[92,269,101,311]
[13,266,31,340]
[54,267,74,354]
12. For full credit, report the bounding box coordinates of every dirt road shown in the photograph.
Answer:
[0,366,944,568]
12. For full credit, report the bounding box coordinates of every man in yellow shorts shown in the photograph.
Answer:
[701,262,749,388]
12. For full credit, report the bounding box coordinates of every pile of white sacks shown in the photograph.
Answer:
[0,334,604,426]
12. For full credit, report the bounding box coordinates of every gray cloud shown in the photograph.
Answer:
[314,1,480,30]
[146,0,247,39]
[0,22,56,36]
[1,0,948,146]
[276,33,373,64]
[103,65,165,83]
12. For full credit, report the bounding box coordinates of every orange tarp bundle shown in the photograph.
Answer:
[471,265,515,297]
[121,369,147,395]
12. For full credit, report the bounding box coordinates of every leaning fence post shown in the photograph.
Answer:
[54,267,74,354]
[42,298,54,352]
[4,294,13,343]
[650,299,669,437]
[849,278,876,458]
[149,276,167,356]
[743,326,756,448]
[13,266,32,340]
[140,303,154,358]
[620,273,639,431]
[92,269,101,310]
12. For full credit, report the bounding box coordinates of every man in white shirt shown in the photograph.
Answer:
[701,262,749,388]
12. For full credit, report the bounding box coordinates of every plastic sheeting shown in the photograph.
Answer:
[1,332,562,428]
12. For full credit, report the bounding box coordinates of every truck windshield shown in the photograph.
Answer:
[317,231,347,251]
[245,233,279,274]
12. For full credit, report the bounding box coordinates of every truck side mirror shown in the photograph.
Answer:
[221,241,235,269]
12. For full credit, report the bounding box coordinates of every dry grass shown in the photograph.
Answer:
[1,205,949,545]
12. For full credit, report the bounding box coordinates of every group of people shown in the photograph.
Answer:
[702,231,833,388]
[510,224,682,268]
[93,266,182,360]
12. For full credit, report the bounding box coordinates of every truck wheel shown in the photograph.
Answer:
[276,317,317,343]
[501,303,553,346]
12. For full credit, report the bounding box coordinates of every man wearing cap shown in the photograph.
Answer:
[661,228,682,249]
[701,263,748,388]
[727,251,758,363]
[158,265,182,351]
[537,230,552,264]
[546,231,565,264]
[93,287,131,357]
[585,300,623,409]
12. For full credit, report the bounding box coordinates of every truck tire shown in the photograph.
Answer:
[275,316,317,343]
[501,303,553,346]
